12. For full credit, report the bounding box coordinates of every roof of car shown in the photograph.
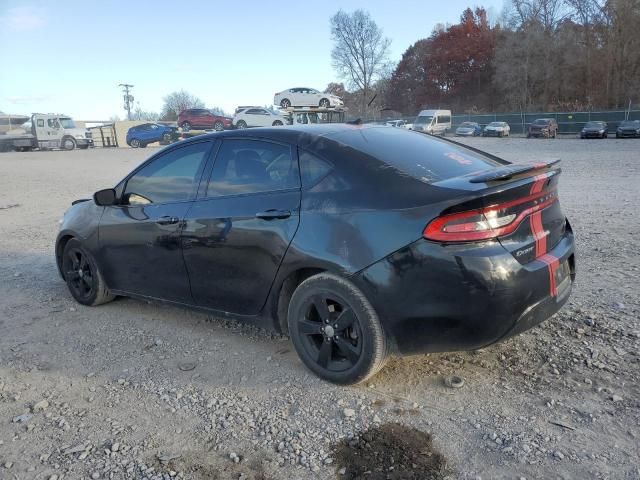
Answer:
[177,124,407,147]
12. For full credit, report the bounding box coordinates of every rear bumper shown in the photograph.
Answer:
[352,226,575,355]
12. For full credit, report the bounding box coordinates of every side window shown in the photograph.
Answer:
[206,139,299,197]
[298,149,332,188]
[246,109,259,114]
[124,141,211,205]
[37,119,44,127]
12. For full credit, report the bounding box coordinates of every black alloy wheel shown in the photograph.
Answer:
[288,273,387,384]
[319,98,331,108]
[62,239,114,306]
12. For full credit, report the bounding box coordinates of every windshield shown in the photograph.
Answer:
[413,115,433,126]
[620,120,639,127]
[459,122,476,127]
[585,122,604,128]
[59,118,76,129]
[488,122,503,127]
[533,119,549,125]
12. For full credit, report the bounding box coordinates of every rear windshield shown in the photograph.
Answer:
[329,126,502,184]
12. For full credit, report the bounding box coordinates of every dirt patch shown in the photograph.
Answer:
[332,423,448,480]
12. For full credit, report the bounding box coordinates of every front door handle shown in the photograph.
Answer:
[156,216,180,225]
[255,209,291,220]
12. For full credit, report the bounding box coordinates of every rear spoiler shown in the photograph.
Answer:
[469,159,561,183]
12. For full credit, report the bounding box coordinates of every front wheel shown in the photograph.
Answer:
[287,273,388,385]
[62,137,76,151]
[62,239,114,306]
[272,120,283,126]
[236,120,247,129]
[214,121,224,131]
[319,98,330,108]
[130,138,141,148]
[181,122,191,132]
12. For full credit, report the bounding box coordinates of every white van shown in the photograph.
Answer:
[411,109,452,135]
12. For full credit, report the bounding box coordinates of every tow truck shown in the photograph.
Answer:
[0,113,93,152]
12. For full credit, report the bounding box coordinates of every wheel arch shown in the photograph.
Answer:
[55,233,76,279]
[270,267,328,334]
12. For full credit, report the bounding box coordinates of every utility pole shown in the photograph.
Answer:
[119,84,134,120]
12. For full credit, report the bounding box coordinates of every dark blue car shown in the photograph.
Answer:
[126,123,179,148]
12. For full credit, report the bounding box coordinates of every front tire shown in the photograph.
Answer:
[287,273,388,385]
[62,239,114,306]
[62,137,76,151]
[319,98,331,108]
[272,120,283,126]
[236,120,247,129]
[181,122,191,132]
[130,138,141,148]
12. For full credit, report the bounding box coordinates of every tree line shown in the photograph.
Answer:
[329,0,640,118]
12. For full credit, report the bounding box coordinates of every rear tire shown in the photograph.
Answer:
[287,273,388,385]
[214,121,224,131]
[62,239,114,306]
[181,122,191,132]
[280,99,291,109]
[272,120,283,126]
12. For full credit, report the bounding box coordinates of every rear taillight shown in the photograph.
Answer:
[424,188,558,242]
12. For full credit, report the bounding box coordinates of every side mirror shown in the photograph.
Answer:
[94,188,117,206]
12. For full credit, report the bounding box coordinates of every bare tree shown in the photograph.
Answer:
[160,90,205,120]
[131,104,159,121]
[330,9,391,116]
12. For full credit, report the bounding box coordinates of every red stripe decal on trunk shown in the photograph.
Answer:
[529,174,556,296]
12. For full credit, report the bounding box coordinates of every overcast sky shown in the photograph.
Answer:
[0,0,503,120]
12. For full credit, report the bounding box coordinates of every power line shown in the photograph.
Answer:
[119,84,135,120]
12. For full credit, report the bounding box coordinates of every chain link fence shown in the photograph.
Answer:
[451,110,640,135]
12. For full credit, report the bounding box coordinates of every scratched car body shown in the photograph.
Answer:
[55,125,575,384]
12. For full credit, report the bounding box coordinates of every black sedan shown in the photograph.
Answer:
[580,121,608,139]
[615,120,640,138]
[56,125,575,384]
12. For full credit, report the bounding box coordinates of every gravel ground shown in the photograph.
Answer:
[0,137,638,480]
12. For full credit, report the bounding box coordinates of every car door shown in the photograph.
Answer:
[256,109,272,127]
[97,140,214,302]
[289,88,302,106]
[181,138,301,315]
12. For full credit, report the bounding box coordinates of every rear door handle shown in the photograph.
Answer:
[255,209,291,220]
[156,216,180,225]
